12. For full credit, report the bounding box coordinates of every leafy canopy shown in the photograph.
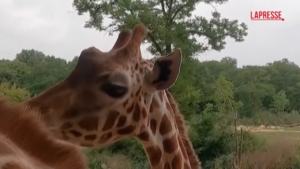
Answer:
[72,0,248,56]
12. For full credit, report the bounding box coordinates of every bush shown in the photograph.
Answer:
[85,148,149,169]
[189,112,264,169]
[239,110,300,126]
[85,149,132,169]
[106,138,148,168]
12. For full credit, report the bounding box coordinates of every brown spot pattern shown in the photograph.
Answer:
[135,74,139,82]
[63,107,79,119]
[126,103,134,113]
[150,119,157,135]
[135,87,142,96]
[163,134,178,153]
[102,111,120,131]
[2,162,23,169]
[132,104,140,122]
[69,130,82,137]
[146,146,162,166]
[172,154,182,169]
[178,137,188,159]
[61,131,70,140]
[78,116,99,131]
[84,134,97,141]
[137,131,150,141]
[159,114,172,135]
[80,143,94,147]
[117,125,135,135]
[141,108,147,118]
[150,103,154,112]
[123,100,128,107]
[117,115,127,127]
[60,122,72,130]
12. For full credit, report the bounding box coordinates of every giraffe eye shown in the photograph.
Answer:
[100,82,128,98]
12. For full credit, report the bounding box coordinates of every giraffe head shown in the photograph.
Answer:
[27,24,182,146]
[27,24,201,168]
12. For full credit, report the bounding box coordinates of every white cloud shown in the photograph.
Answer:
[0,0,299,67]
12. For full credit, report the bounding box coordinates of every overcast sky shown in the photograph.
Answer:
[0,0,299,67]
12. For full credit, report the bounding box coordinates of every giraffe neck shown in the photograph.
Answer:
[0,99,88,169]
[135,91,192,169]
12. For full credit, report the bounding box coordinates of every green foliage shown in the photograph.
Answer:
[190,112,233,168]
[171,58,202,117]
[72,0,247,56]
[13,49,75,96]
[0,82,30,102]
[0,60,29,86]
[189,112,263,169]
[241,110,300,126]
[188,76,262,168]
[270,90,289,113]
[106,138,147,164]
[1,48,300,168]
[85,149,136,169]
[213,75,243,115]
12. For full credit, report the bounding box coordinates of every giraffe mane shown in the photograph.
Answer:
[0,98,87,168]
[165,90,201,168]
[145,58,200,168]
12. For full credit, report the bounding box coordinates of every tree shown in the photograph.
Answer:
[221,57,237,68]
[266,59,300,111]
[213,75,243,168]
[0,60,30,86]
[15,49,46,67]
[72,0,248,57]
[271,90,289,113]
[0,82,30,102]
[15,49,73,96]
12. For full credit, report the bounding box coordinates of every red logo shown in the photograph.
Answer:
[250,11,284,21]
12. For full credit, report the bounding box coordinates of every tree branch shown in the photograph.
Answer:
[160,0,167,17]
[147,33,163,55]
[168,0,173,19]
[171,3,189,22]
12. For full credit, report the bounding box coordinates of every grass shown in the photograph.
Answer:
[240,139,300,169]
[84,127,300,169]
[252,127,300,143]
[239,127,300,169]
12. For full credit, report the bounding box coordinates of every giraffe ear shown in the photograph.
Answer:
[145,49,182,90]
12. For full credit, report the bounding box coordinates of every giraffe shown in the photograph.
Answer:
[0,98,88,169]
[25,24,201,169]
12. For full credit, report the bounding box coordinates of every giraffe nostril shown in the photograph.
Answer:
[100,82,128,98]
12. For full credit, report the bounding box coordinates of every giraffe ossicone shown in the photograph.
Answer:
[26,23,201,169]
